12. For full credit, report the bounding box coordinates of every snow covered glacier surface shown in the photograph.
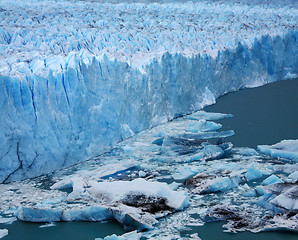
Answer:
[0,0,297,182]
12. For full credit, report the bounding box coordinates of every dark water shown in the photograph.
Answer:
[0,221,124,240]
[205,78,298,148]
[1,78,298,240]
[188,222,298,240]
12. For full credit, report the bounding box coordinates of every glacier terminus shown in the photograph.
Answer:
[0,0,297,183]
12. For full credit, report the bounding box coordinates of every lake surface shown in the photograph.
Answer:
[205,78,298,148]
[1,78,297,240]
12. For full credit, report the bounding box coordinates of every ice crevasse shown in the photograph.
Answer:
[0,0,297,182]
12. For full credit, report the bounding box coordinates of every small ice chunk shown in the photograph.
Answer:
[201,176,242,193]
[0,229,8,239]
[242,189,257,197]
[287,171,298,183]
[0,216,17,224]
[95,230,141,240]
[189,145,224,162]
[189,233,202,240]
[138,171,146,178]
[288,171,298,182]
[234,147,258,156]
[180,130,234,140]
[187,111,233,121]
[39,222,56,228]
[172,166,201,181]
[186,120,222,133]
[245,165,263,181]
[262,175,283,185]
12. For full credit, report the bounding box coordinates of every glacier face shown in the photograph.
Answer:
[0,0,297,182]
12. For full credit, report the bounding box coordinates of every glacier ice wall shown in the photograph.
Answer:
[0,0,297,182]
[1,31,297,182]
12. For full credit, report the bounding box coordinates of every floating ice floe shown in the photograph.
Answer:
[186,111,233,121]
[258,139,298,162]
[245,164,264,181]
[262,174,283,185]
[0,216,16,224]
[95,230,142,240]
[0,229,8,239]
[16,178,189,231]
[287,171,298,183]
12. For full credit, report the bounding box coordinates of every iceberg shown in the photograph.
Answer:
[258,140,298,162]
[16,207,63,222]
[0,0,297,182]
[15,178,188,231]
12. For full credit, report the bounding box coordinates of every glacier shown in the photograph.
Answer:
[0,0,297,182]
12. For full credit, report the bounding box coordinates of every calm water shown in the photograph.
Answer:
[205,78,298,148]
[1,78,297,239]
[188,222,298,240]
[0,221,125,240]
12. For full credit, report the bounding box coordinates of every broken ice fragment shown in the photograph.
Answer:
[61,206,113,222]
[262,175,283,185]
[0,216,17,224]
[234,147,258,156]
[189,145,224,162]
[39,222,56,228]
[259,182,298,212]
[95,230,142,240]
[16,207,63,222]
[201,176,242,193]
[186,120,222,133]
[88,179,189,212]
[0,229,8,239]
[245,165,263,181]
[187,111,233,121]
[179,130,234,140]
[258,140,298,162]
[287,171,298,183]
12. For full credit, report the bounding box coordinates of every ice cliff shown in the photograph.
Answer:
[0,0,297,182]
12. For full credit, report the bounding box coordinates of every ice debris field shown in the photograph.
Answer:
[0,0,297,239]
[0,0,297,182]
[0,110,298,239]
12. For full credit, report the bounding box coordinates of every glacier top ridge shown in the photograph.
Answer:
[0,0,297,77]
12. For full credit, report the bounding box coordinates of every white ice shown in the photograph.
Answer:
[0,229,8,239]
[95,230,141,240]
